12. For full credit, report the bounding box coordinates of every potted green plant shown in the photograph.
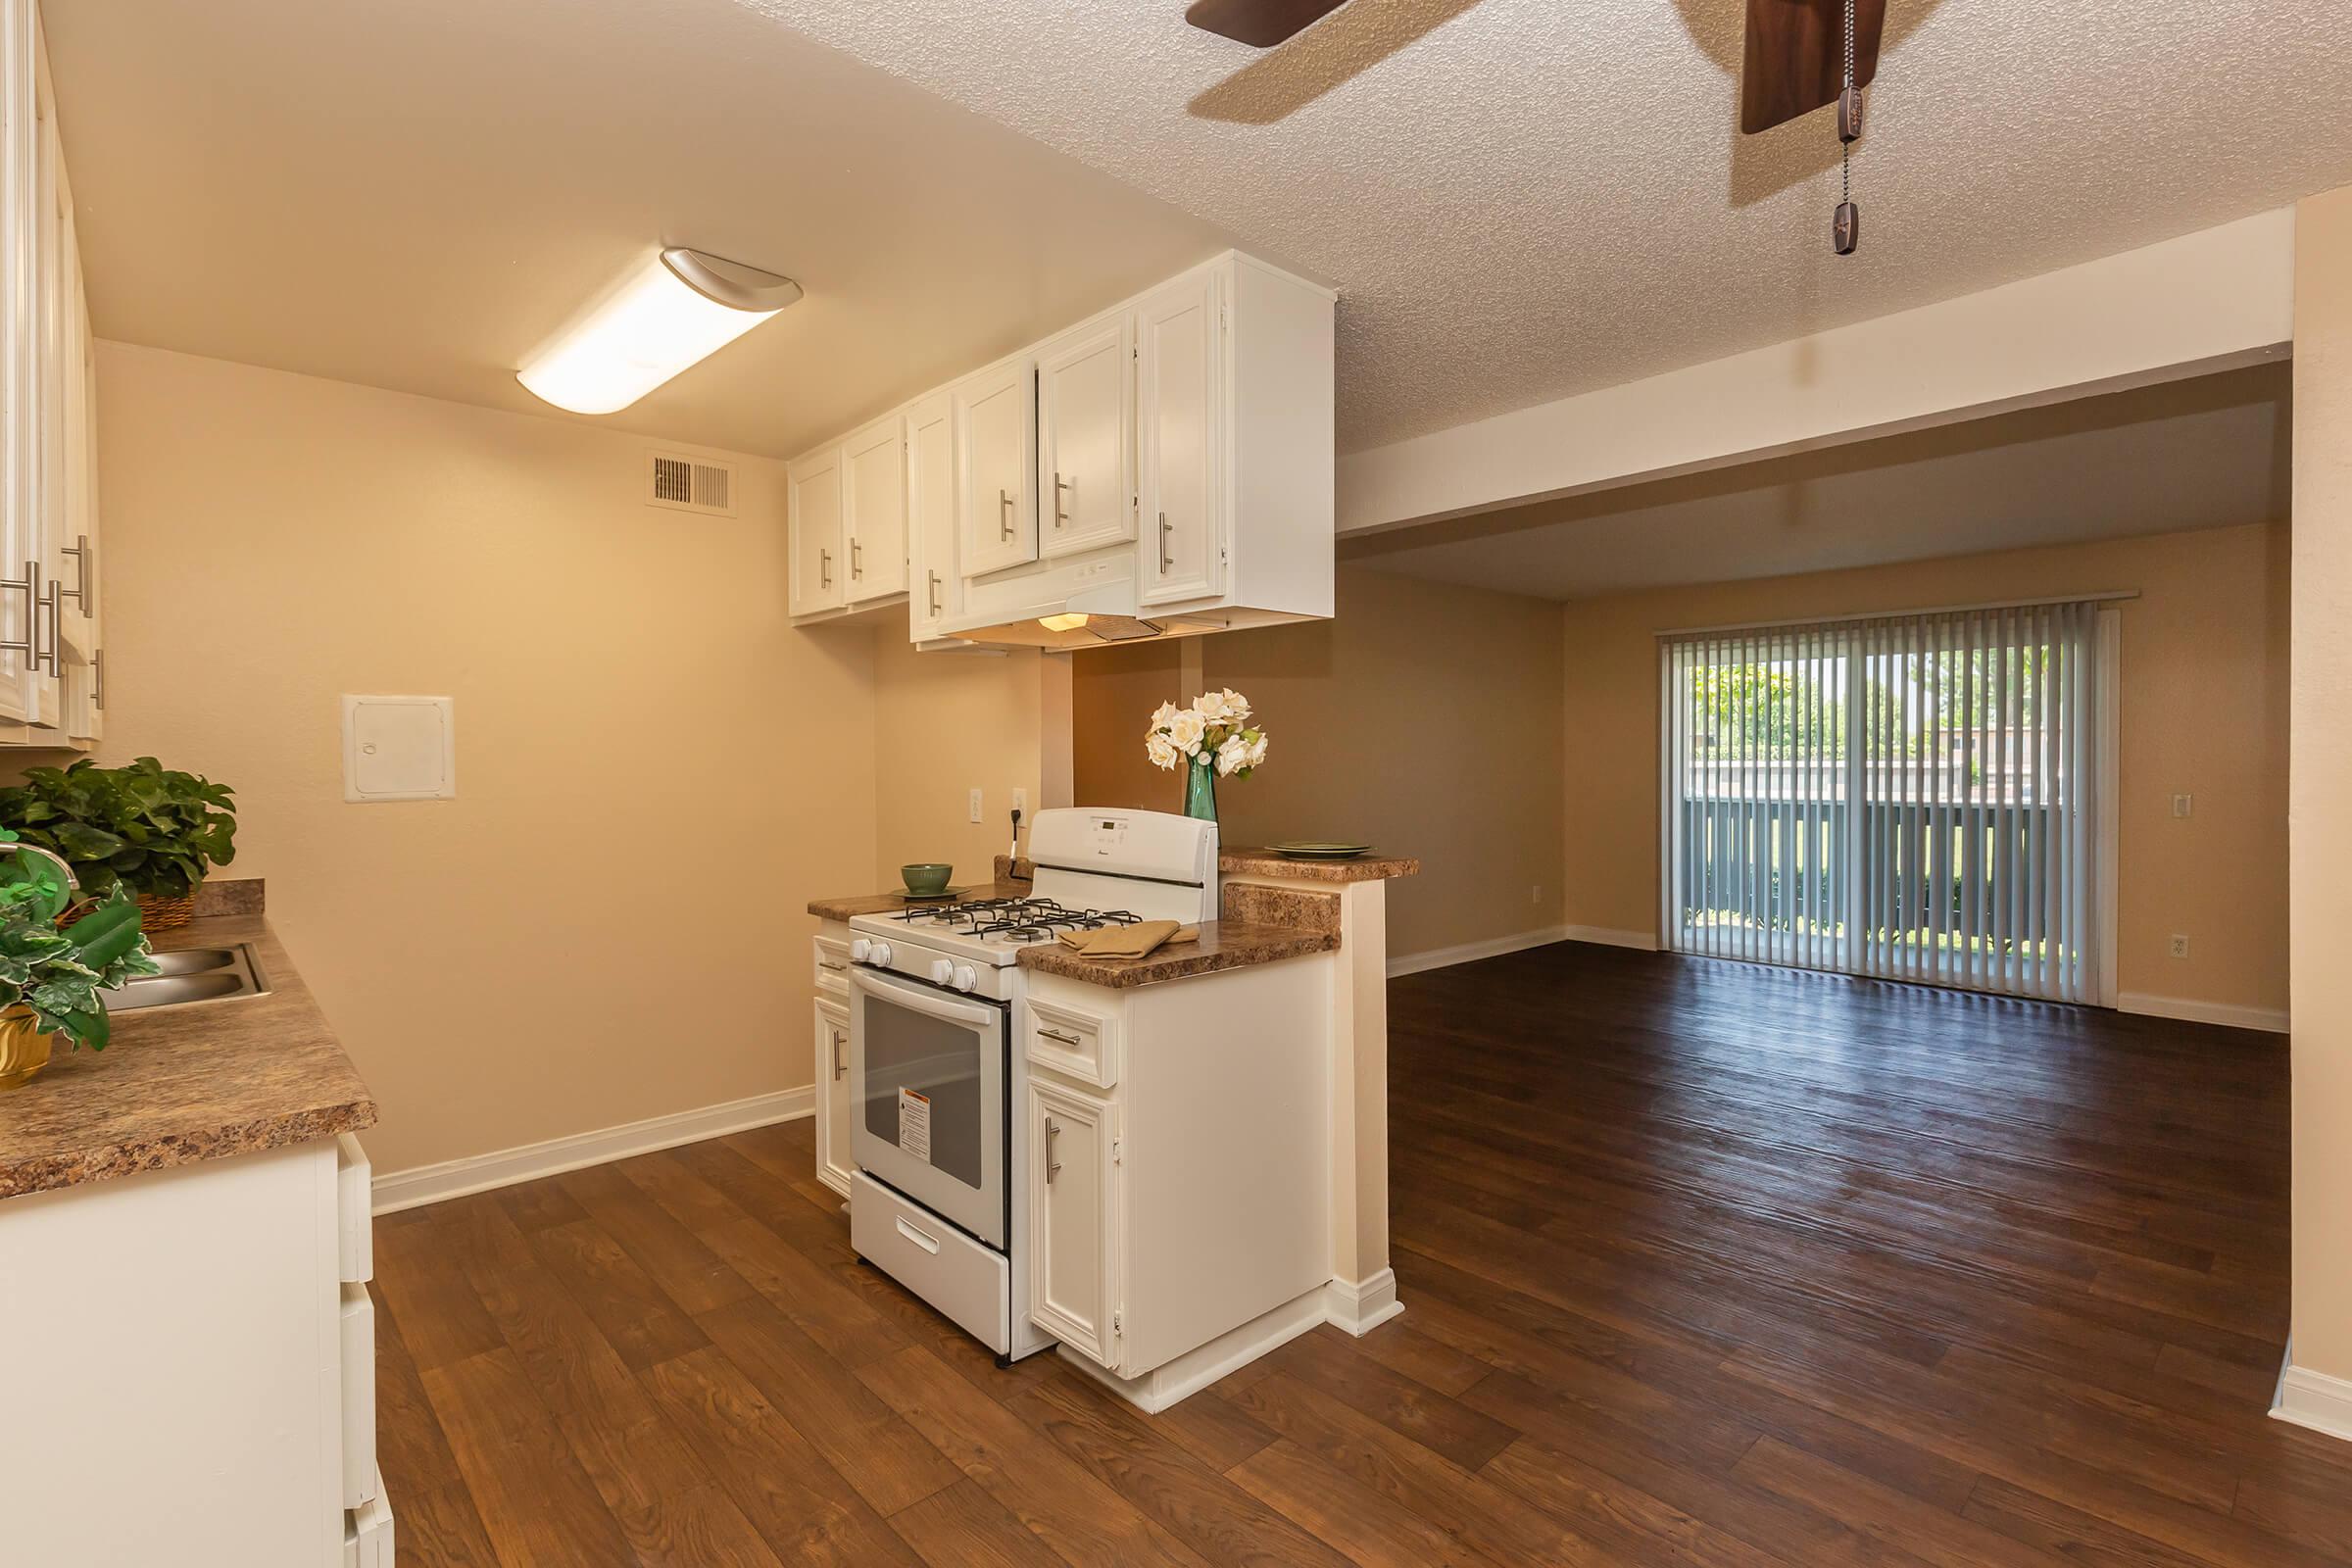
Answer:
[0,832,160,1090]
[0,758,237,930]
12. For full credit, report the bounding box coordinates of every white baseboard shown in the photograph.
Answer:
[2118,992,2289,1034]
[1562,925,1660,952]
[1388,926,1570,978]
[1058,1282,1334,1414]
[370,1087,814,1215]
[1324,1267,1404,1336]
[2275,1362,2352,1444]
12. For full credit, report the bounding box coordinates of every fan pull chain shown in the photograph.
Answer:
[1834,0,1861,254]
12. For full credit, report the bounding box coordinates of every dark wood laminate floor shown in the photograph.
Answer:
[373,942,2349,1567]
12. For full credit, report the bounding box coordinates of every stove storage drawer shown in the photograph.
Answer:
[1023,995,1120,1090]
[851,1171,1010,1350]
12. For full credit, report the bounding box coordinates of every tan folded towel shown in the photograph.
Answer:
[1055,920,1199,958]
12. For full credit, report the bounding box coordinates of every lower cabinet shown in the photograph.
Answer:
[815,995,854,1199]
[1026,1074,1120,1369]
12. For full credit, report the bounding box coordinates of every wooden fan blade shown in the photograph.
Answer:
[1740,0,1884,134]
[1185,0,1352,48]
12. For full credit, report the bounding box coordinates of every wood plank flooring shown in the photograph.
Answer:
[372,941,2348,1566]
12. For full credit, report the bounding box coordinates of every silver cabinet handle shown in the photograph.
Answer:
[1038,1027,1083,1049]
[1045,1116,1061,1184]
[832,1034,847,1080]
[0,560,53,673]
[819,548,831,588]
[1158,513,1173,574]
[999,488,1014,541]
[818,958,847,972]
[1053,473,1071,528]
[928,571,942,616]
[851,538,862,579]
[58,533,90,617]
[91,648,104,711]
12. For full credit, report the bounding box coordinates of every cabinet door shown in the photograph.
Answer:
[1027,1077,1118,1369]
[1036,315,1134,560]
[955,358,1036,579]
[842,415,907,605]
[787,447,846,617]
[906,393,958,641]
[1138,271,1223,607]
[815,998,854,1200]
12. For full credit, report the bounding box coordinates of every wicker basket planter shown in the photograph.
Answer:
[60,889,199,930]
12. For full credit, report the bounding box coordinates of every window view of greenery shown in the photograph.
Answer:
[1675,644,2072,966]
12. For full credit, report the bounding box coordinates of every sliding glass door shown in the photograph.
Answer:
[1660,601,2117,1004]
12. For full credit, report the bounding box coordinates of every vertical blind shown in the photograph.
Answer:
[1659,600,2114,1004]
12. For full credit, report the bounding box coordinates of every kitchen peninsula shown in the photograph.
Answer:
[807,812,1414,1410]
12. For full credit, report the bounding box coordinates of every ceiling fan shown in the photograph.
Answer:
[1184,0,1882,117]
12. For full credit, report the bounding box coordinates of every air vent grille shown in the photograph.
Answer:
[646,450,737,516]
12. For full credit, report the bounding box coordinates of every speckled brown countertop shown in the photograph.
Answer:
[1015,921,1339,989]
[0,914,377,1201]
[808,879,1031,922]
[1219,848,1421,882]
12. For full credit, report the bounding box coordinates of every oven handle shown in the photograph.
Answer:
[848,962,1005,1031]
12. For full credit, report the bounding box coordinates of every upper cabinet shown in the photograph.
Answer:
[0,2,104,748]
[786,445,845,619]
[906,392,959,643]
[954,356,1036,580]
[787,250,1335,651]
[840,414,907,606]
[1037,315,1133,561]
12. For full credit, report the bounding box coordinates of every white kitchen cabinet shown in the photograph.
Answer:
[1137,269,1221,606]
[954,355,1037,579]
[906,391,959,640]
[1019,956,1333,1407]
[840,413,907,606]
[0,5,98,743]
[1027,1074,1118,1367]
[1036,315,1134,561]
[815,992,854,1200]
[786,445,846,618]
[0,1135,387,1564]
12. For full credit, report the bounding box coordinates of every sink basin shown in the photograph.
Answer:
[102,945,270,1012]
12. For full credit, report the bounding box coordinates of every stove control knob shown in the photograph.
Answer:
[929,958,955,986]
[953,965,978,993]
[850,938,871,963]
[868,942,894,968]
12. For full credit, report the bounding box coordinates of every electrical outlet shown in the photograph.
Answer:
[1012,788,1028,816]
[967,787,983,824]
[2173,794,2194,818]
[2170,934,2191,959]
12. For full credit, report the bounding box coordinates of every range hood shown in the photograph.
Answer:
[937,552,1237,651]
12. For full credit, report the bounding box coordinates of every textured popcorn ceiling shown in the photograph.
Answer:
[745,0,2352,453]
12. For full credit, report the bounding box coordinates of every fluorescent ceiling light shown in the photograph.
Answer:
[516,248,802,416]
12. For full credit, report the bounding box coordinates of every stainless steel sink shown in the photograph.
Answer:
[102,944,270,1012]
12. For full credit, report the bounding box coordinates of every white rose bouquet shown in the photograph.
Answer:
[1148,690,1266,821]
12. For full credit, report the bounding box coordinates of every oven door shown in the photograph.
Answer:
[848,964,1007,1249]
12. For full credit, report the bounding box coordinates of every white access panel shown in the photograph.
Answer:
[342,695,456,802]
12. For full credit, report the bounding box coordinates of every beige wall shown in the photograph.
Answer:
[1561,521,2291,1015]
[869,634,1046,889]
[90,342,881,1174]
[2291,185,2352,1382]
[1072,566,1569,960]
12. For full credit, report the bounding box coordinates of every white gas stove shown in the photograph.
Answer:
[844,808,1218,1361]
[848,810,1222,1000]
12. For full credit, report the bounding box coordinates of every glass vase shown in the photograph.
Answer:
[1183,756,1217,822]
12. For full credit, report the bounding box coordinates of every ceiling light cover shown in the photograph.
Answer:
[516,248,802,416]
[1038,612,1092,632]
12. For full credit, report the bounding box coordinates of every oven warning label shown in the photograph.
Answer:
[898,1087,932,1164]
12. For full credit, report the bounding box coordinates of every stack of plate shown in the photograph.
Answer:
[1267,841,1373,860]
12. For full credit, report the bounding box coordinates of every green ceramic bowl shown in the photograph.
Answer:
[901,862,954,897]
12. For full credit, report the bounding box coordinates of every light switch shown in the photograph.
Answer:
[343,696,456,803]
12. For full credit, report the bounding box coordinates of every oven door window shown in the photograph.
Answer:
[860,995,986,1190]
[849,966,1007,1248]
